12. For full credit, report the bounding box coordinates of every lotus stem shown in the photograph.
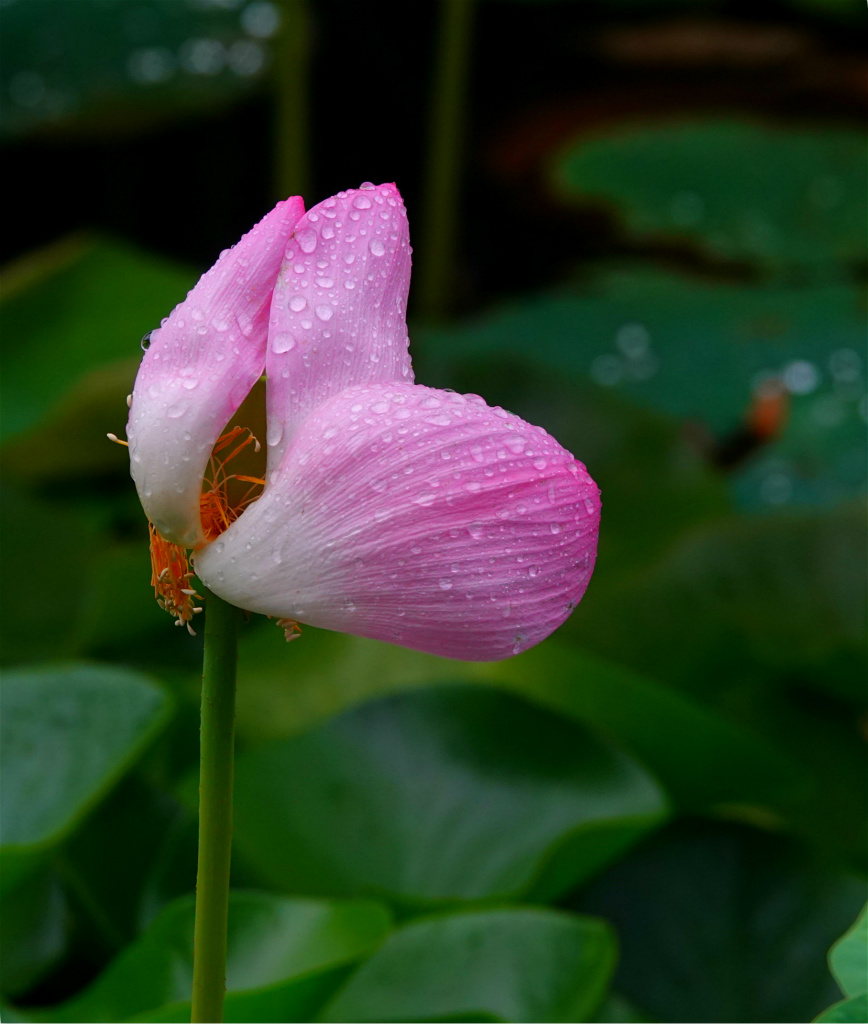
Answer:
[191,589,241,1023]
[417,0,476,322]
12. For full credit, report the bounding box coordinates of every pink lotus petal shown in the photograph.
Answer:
[264,183,414,469]
[128,196,304,546]
[195,383,600,660]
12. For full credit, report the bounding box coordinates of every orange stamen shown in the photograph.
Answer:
[148,524,201,634]
[147,426,265,632]
[198,427,264,543]
[276,618,303,643]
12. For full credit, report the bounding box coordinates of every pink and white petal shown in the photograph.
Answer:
[195,384,600,661]
[264,183,413,469]
[127,196,304,547]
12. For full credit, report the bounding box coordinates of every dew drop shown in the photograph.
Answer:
[353,195,373,209]
[289,295,307,312]
[315,304,334,321]
[296,229,317,253]
[272,332,296,353]
[266,418,284,447]
[369,238,386,256]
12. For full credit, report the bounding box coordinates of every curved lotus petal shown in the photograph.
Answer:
[264,182,413,469]
[128,196,305,547]
[195,383,600,661]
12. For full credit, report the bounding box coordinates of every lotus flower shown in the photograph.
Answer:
[127,183,600,660]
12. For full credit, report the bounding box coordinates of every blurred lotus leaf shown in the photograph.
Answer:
[0,236,195,448]
[0,0,281,140]
[320,907,616,1024]
[225,686,668,905]
[550,121,867,277]
[416,271,867,511]
[0,665,172,872]
[36,891,392,1023]
[574,820,867,1024]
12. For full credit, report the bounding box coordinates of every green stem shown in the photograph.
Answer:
[417,0,476,323]
[273,0,311,201]
[191,589,241,1023]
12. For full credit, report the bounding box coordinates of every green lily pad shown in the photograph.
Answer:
[416,272,866,511]
[569,503,867,700]
[0,664,172,864]
[227,686,667,905]
[0,0,276,140]
[551,120,866,276]
[815,904,868,1023]
[815,993,868,1024]
[0,864,67,997]
[230,623,806,820]
[830,904,868,999]
[0,236,194,442]
[320,907,616,1024]
[573,820,866,1024]
[591,991,655,1023]
[0,486,103,666]
[481,640,810,816]
[57,773,197,953]
[36,891,391,1023]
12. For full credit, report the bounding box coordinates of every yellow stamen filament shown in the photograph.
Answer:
[149,524,201,635]
[276,618,303,642]
[148,425,265,634]
[107,433,129,446]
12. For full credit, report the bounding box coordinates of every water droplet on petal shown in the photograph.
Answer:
[353,195,373,209]
[266,418,284,447]
[289,295,307,312]
[369,238,386,256]
[272,332,296,353]
[296,229,317,253]
[315,304,334,321]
